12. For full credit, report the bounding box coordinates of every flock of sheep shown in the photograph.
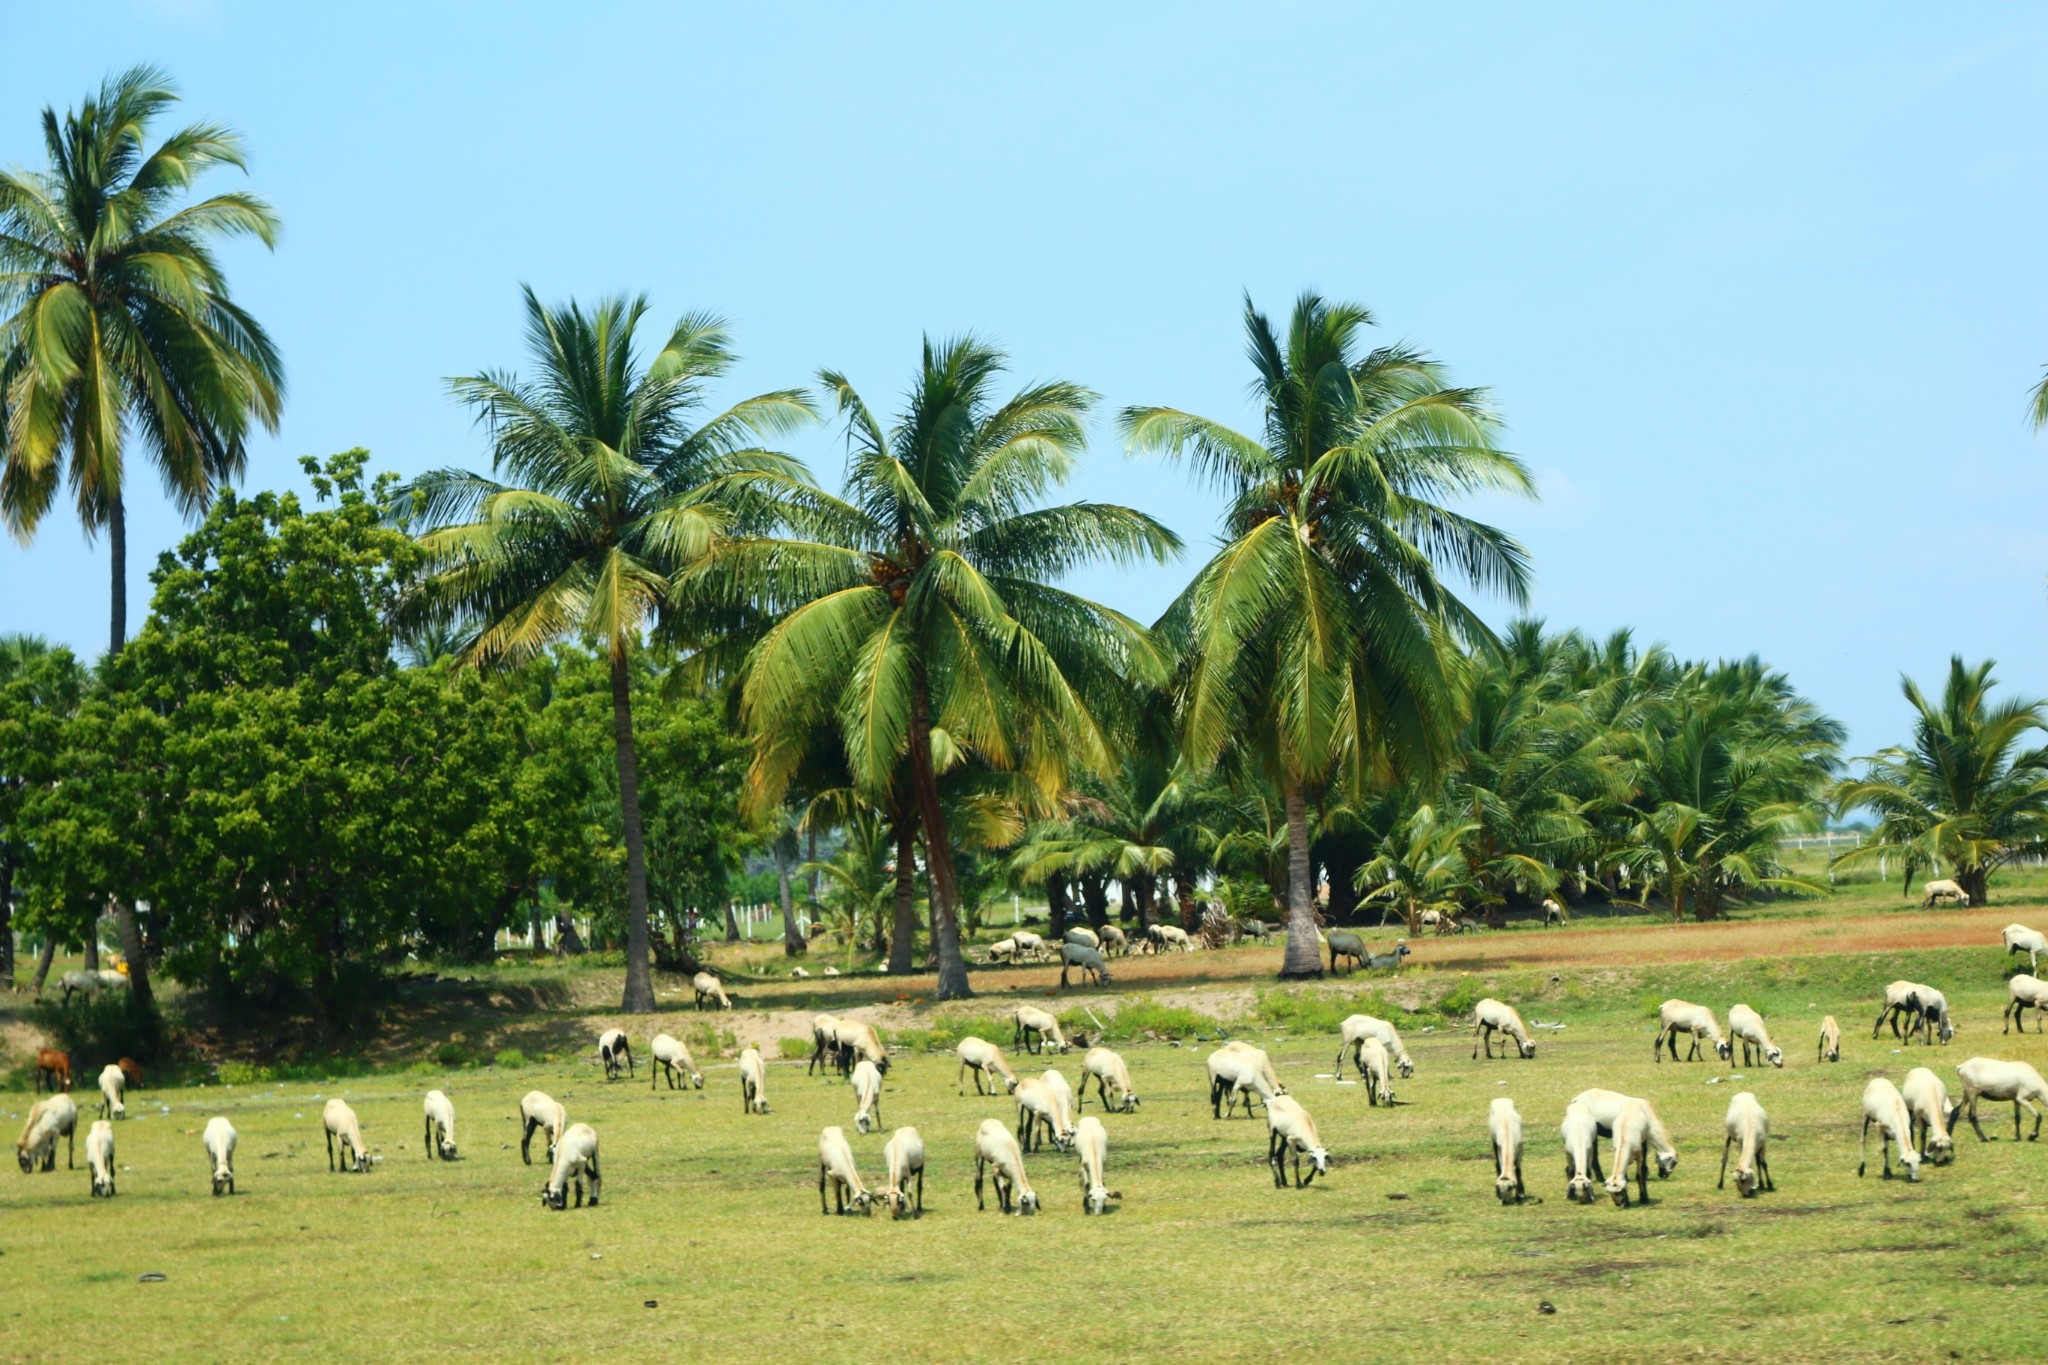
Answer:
[16,925,2048,1222]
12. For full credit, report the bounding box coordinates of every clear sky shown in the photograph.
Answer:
[4,2,2045,755]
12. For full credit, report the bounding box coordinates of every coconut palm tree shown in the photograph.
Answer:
[1831,657,2048,906]
[1125,293,1536,976]
[2030,367,2048,432]
[729,336,1179,999]
[1356,802,1479,934]
[393,289,814,1012]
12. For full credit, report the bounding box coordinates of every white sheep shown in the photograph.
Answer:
[1857,1077,1922,1181]
[1717,1091,1772,1197]
[1900,1067,1957,1165]
[95,1062,127,1121]
[1923,878,1970,908]
[1472,999,1537,1060]
[541,1122,601,1210]
[1955,1057,2048,1142]
[738,1046,772,1115]
[1264,1094,1329,1188]
[791,966,810,979]
[985,938,1020,965]
[2004,923,2048,973]
[323,1098,369,1174]
[1040,1068,1078,1131]
[1728,1003,1783,1068]
[1357,1036,1397,1107]
[1098,924,1129,956]
[1011,930,1051,962]
[973,1117,1039,1215]
[957,1037,1021,1096]
[1542,897,1568,925]
[1488,1097,1524,1204]
[1818,1014,1842,1063]
[202,1116,237,1196]
[822,966,841,977]
[1013,1005,1067,1056]
[1014,1076,1074,1153]
[1571,1088,1679,1179]
[692,971,733,1010]
[519,1090,567,1166]
[2003,974,2048,1035]
[1206,1041,1286,1119]
[808,1014,842,1077]
[423,1089,458,1160]
[597,1028,635,1080]
[1336,1013,1415,1079]
[1560,1100,1600,1204]
[650,1033,705,1090]
[1064,926,1101,951]
[1654,999,1731,1063]
[1074,1115,1119,1214]
[1604,1098,1659,1207]
[1873,980,1955,1045]
[836,1020,890,1076]
[878,1126,925,1219]
[86,1119,115,1198]
[1080,1046,1138,1113]
[851,1058,885,1135]
[1155,924,1194,952]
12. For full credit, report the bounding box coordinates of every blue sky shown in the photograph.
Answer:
[4,3,2046,754]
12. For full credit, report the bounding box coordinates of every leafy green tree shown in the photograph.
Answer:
[1356,802,1479,934]
[1126,293,1535,976]
[730,337,1177,999]
[0,635,85,988]
[395,290,812,1012]
[1832,657,2048,906]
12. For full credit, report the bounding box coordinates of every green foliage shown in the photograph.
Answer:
[435,1042,478,1068]
[0,635,87,979]
[29,992,169,1065]
[493,1048,530,1069]
[775,1037,813,1061]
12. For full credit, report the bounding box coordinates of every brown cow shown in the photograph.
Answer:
[34,1049,71,1094]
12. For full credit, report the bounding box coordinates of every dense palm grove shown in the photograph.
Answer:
[5,70,2048,1034]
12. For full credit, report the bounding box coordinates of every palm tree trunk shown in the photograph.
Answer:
[888,817,918,976]
[1046,873,1071,940]
[83,927,98,972]
[1134,874,1158,928]
[103,495,158,1007]
[110,492,127,655]
[32,934,56,993]
[610,652,656,1013]
[774,834,797,953]
[1279,776,1323,978]
[908,684,972,999]
[1176,875,1197,932]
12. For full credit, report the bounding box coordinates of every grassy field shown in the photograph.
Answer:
[10,906,2048,1362]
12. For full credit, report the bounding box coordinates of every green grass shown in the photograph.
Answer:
[9,938,2048,1362]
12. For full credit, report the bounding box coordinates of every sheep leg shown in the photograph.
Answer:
[1757,1151,1773,1192]
[974,1157,987,1211]
[913,1168,923,1218]
[1210,1076,1224,1120]
[1635,1151,1649,1205]
[1718,1135,1731,1190]
[1514,1153,1524,1200]
[424,1116,433,1159]
[326,1128,336,1173]
[521,1119,536,1165]
[1857,1115,1870,1175]
[1964,1091,1990,1141]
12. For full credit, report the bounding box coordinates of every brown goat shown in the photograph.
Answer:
[34,1049,70,1094]
[116,1058,144,1091]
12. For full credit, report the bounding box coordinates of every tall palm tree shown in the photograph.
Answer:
[1832,657,2048,906]
[394,289,814,1012]
[1125,293,1536,976]
[2030,367,2048,432]
[729,336,1178,999]
[0,65,283,655]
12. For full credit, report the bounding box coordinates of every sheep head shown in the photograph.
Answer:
[1733,1164,1760,1197]
[1937,1016,1956,1044]
[437,1135,458,1160]
[1567,1174,1595,1204]
[1926,1132,1955,1165]
[1899,1150,1923,1182]
[1714,1040,1733,1062]
[1517,1040,1538,1059]
[1494,1173,1519,1205]
[541,1183,567,1210]
[212,1169,231,1197]
[1014,1189,1040,1216]
[691,1071,705,1091]
[1085,1182,1115,1215]
[1655,1150,1678,1179]
[1306,1146,1330,1178]
[1765,1047,1784,1068]
[1397,1058,1415,1079]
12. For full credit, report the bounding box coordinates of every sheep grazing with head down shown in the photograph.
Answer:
[692,972,732,1011]
[597,1029,635,1080]
[817,1125,871,1215]
[1336,1014,1414,1080]
[974,1117,1038,1215]
[1873,981,1955,1045]
[323,1099,369,1174]
[807,1015,842,1078]
[2004,923,2048,973]
[203,1116,237,1196]
[957,1037,1021,1096]
[1717,1091,1772,1197]
[1571,1088,1678,1180]
[1014,1076,1074,1153]
[1818,1015,1842,1063]
[1097,924,1129,956]
[650,1033,705,1090]
[1488,1097,1525,1204]
[1728,1004,1782,1068]
[1063,926,1100,951]
[541,1123,601,1210]
[1654,999,1731,1064]
[520,1091,567,1166]
[1074,1115,1119,1214]
[1900,1067,1956,1165]
[1955,1057,2048,1143]
[1472,999,1537,1060]
[116,1057,144,1092]
[2003,975,2048,1035]
[1542,897,1568,926]
[33,1048,69,1094]
[1080,1046,1138,1113]
[1013,1005,1067,1056]
[86,1120,116,1198]
[879,1126,925,1219]
[1265,1094,1329,1188]
[1010,931,1050,962]
[984,938,1020,965]
[1604,1099,1659,1207]
[1357,1037,1397,1107]
[422,1089,458,1160]
[1922,878,1970,908]
[95,1063,126,1121]
[851,1059,885,1136]
[835,1021,889,1077]
[738,1047,772,1115]
[1560,1100,1600,1204]
[1058,942,1111,989]
[1207,1041,1286,1119]
[1857,1077,1922,1182]
[1325,930,1367,974]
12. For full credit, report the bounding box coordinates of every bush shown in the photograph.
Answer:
[435,1041,477,1068]
[1433,975,1484,1021]
[216,1060,273,1085]
[1096,996,1220,1041]
[29,993,170,1066]
[492,1048,529,1069]
[776,1037,814,1061]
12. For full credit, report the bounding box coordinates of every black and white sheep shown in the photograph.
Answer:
[323,1098,369,1174]
[973,1117,1038,1214]
[1013,1004,1067,1056]
[879,1126,925,1219]
[1728,1004,1783,1068]
[1014,1076,1074,1153]
[692,971,732,1011]
[1472,999,1537,1060]
[957,1036,1021,1096]
[1080,1045,1138,1113]
[1955,1056,2048,1142]
[519,1090,567,1166]
[1488,1097,1524,1204]
[1922,878,1970,908]
[2003,974,2048,1035]
[851,1058,885,1136]
[1818,1014,1842,1063]
[1901,1066,1957,1165]
[1074,1114,1119,1214]
[739,1046,771,1115]
[2004,923,2048,974]
[423,1089,458,1160]
[1336,1013,1415,1079]
[650,1033,705,1090]
[1873,980,1955,1045]
[1654,999,1731,1063]
[1559,1100,1599,1204]
[1858,1077,1922,1181]
[1717,1091,1772,1197]
[597,1028,635,1080]
[817,1124,872,1215]
[1265,1094,1329,1188]
[1207,1041,1286,1119]
[86,1119,116,1198]
[542,1122,601,1210]
[95,1063,126,1121]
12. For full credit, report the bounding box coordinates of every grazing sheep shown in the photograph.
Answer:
[202,1116,237,1196]
[739,1047,772,1115]
[1040,1068,1078,1129]
[598,1028,635,1081]
[1488,1097,1525,1204]
[692,971,733,1010]
[1326,930,1366,974]
[807,1015,842,1077]
[822,966,841,977]
[1097,924,1129,956]
[832,1020,889,1077]
[17,1088,76,1178]
[973,1116,1039,1215]
[1080,1046,1139,1113]
[1604,1099,1659,1207]
[1337,1014,1415,1080]
[59,969,125,1004]
[1717,1091,1772,1197]
[1364,942,1412,972]
[519,1091,567,1166]
[1074,1115,1119,1214]
[1818,1015,1842,1063]
[1014,1076,1074,1153]
[95,1063,126,1121]
[1858,1078,1923,1181]
[817,1125,872,1215]
[32,1048,69,1093]
[1654,999,1732,1064]
[1207,1041,1286,1119]
[116,1057,143,1091]
[879,1126,925,1219]
[956,1036,1021,1096]
[423,1089,458,1160]
[1264,1094,1330,1188]
[1357,1036,1397,1107]
[1728,1004,1784,1068]
[985,938,1020,965]
[1152,924,1193,953]
[1922,878,1970,908]
[791,966,810,979]
[1900,1067,1957,1165]
[1559,1100,1600,1204]
[86,1120,116,1198]
[1571,1088,1679,1180]
[1011,930,1051,962]
[1063,926,1100,951]
[1013,1004,1067,1056]
[323,1099,369,1174]
[1472,999,1537,1060]
[2004,923,2048,973]
[2003,974,2048,1035]
[541,1123,601,1210]
[1541,897,1568,926]
[1058,942,1111,989]
[851,1058,885,1135]
[650,1033,705,1090]
[1954,1057,2048,1142]
[1237,919,1275,942]
[1873,981,1955,1045]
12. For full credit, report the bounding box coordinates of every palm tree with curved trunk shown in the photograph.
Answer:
[394,289,814,1012]
[728,336,1179,999]
[1125,293,1535,977]
[0,67,283,1008]
[1831,657,2048,906]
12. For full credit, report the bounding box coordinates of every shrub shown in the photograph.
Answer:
[1434,976,1484,1021]
[493,1048,529,1069]
[776,1037,814,1061]
[1099,997,1220,1041]
[29,994,170,1066]
[435,1041,477,1068]
[216,1060,273,1085]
